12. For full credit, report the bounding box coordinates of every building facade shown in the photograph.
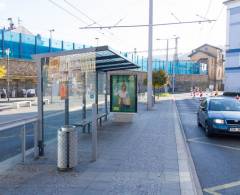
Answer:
[189,44,224,91]
[0,58,36,97]
[224,0,240,92]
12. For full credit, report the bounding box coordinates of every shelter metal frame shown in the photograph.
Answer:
[33,46,139,156]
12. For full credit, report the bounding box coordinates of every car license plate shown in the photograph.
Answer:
[230,128,240,132]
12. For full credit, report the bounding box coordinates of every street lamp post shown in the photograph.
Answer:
[95,37,99,47]
[5,48,10,102]
[156,38,170,92]
[147,0,153,110]
[172,36,179,94]
[156,38,170,74]
[49,29,55,52]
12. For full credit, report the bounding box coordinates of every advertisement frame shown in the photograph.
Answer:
[110,74,137,113]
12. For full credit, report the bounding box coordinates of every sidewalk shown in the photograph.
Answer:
[0,97,199,195]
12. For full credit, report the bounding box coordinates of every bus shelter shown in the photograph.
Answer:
[33,46,139,156]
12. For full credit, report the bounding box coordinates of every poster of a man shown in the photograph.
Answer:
[110,75,137,113]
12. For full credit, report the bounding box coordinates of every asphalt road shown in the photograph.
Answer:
[0,104,107,162]
[175,93,240,195]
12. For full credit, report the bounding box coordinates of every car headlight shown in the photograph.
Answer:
[213,119,225,124]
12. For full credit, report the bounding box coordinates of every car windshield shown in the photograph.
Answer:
[209,99,240,111]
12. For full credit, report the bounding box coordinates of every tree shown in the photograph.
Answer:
[153,70,168,89]
[0,66,6,78]
[143,70,168,100]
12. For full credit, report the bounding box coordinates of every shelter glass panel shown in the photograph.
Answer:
[41,52,96,141]
[97,72,107,114]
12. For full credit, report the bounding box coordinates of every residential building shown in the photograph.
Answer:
[224,0,240,92]
[189,44,224,91]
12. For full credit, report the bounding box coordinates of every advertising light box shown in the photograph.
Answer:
[110,75,137,113]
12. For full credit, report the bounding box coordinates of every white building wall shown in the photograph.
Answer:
[224,0,240,92]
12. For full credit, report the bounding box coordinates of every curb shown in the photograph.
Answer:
[173,96,203,195]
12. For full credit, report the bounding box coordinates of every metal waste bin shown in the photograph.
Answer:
[57,125,78,171]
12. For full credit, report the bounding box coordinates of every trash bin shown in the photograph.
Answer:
[57,125,78,171]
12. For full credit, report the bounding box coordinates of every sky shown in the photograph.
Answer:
[0,0,226,59]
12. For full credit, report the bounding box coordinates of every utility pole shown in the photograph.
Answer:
[166,39,169,74]
[172,36,179,94]
[147,0,153,110]
[5,48,10,102]
[156,38,170,74]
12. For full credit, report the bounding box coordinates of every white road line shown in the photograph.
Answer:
[188,139,240,151]
[204,180,240,195]
[187,137,206,141]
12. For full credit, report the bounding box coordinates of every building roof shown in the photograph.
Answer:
[223,0,240,5]
[32,45,140,72]
[188,50,216,58]
[195,44,223,52]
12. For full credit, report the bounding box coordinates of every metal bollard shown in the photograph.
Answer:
[21,123,26,163]
[92,103,97,161]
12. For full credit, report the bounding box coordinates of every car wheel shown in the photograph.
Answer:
[205,123,213,137]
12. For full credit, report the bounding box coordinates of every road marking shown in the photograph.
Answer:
[188,139,240,151]
[187,136,206,141]
[204,180,240,195]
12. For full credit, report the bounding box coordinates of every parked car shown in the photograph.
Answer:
[18,89,27,97]
[197,97,240,137]
[27,89,36,97]
[0,89,7,98]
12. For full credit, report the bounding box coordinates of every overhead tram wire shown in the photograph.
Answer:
[64,0,98,25]
[48,0,88,25]
[49,0,131,47]
[63,0,113,35]
[208,5,224,33]
[171,12,181,23]
[126,48,175,54]
[79,19,216,30]
[48,0,106,36]
[204,0,213,18]
[199,0,213,31]
[62,0,142,47]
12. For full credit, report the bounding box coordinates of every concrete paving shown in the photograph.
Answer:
[0,97,198,195]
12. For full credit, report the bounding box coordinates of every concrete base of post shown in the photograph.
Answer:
[112,113,135,123]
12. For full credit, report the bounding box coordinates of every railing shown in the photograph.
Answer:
[0,117,38,163]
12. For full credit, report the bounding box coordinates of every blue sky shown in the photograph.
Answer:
[0,0,226,58]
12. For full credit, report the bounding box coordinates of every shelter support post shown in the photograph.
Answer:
[105,72,108,121]
[37,58,44,156]
[65,80,69,125]
[92,103,97,161]
[82,72,87,132]
[96,72,98,114]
